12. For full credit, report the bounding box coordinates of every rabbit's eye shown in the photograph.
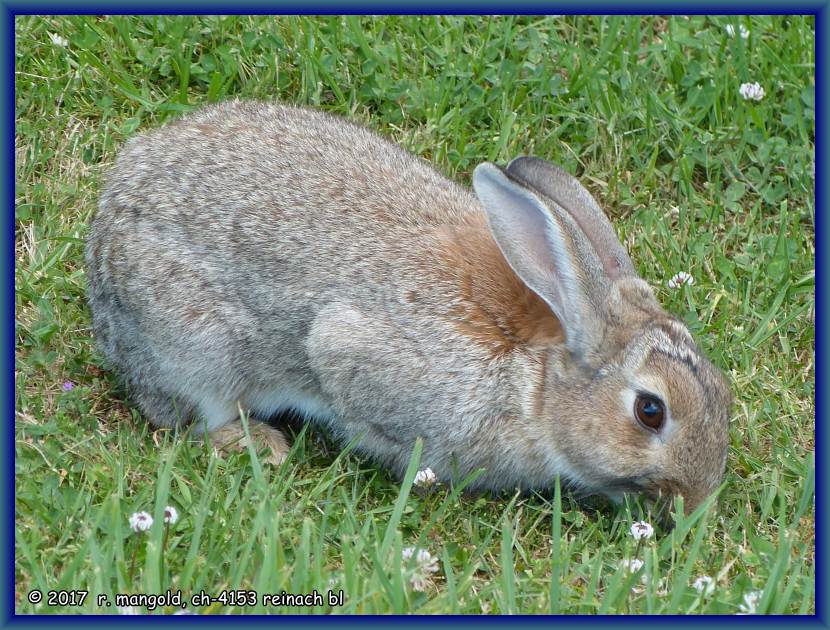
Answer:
[634,395,665,431]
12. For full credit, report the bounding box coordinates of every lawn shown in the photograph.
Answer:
[14,15,815,614]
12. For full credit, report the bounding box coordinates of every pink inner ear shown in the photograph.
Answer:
[604,254,623,276]
[558,205,633,280]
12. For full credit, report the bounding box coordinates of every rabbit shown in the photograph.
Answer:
[86,100,731,513]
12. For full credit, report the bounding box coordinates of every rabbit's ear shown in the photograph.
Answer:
[472,162,611,358]
[506,156,635,279]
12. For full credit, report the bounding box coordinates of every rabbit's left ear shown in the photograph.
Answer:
[472,162,611,358]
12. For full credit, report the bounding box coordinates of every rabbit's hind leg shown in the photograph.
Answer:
[205,419,290,466]
[186,393,289,465]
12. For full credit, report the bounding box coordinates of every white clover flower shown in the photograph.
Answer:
[630,521,654,540]
[620,558,644,573]
[725,24,750,39]
[163,506,179,525]
[693,575,715,595]
[739,82,766,101]
[48,32,69,47]
[402,546,440,591]
[738,590,762,614]
[668,271,695,289]
[413,467,438,488]
[128,511,154,533]
[410,574,429,592]
[402,547,439,571]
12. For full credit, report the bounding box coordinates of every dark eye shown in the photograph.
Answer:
[634,395,665,431]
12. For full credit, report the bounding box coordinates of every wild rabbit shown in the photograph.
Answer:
[86,100,731,512]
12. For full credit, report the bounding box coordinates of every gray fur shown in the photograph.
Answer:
[86,100,731,512]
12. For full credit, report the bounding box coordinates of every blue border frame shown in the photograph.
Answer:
[2,2,829,13]
[814,3,825,626]
[4,1,15,623]
[4,2,13,626]
[5,5,824,626]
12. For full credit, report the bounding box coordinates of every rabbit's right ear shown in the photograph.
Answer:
[505,156,636,279]
[472,163,610,358]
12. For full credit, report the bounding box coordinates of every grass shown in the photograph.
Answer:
[14,15,815,615]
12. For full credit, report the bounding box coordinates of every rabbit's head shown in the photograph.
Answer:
[473,157,732,514]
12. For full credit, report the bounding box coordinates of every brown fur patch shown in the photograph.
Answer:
[435,217,563,356]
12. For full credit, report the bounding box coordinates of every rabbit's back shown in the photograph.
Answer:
[100,100,476,234]
[91,101,482,325]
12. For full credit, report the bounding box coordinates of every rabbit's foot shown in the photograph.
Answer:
[206,419,290,466]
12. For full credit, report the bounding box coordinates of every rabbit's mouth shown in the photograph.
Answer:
[569,474,655,506]
[597,473,657,498]
[633,479,714,524]
[595,475,681,522]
